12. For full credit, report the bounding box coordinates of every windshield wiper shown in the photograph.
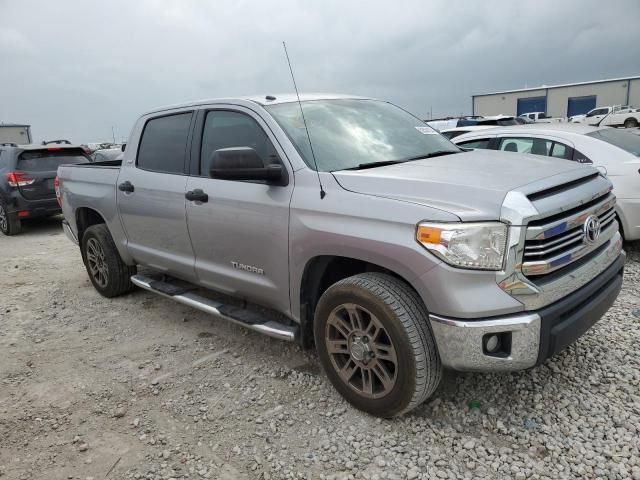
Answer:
[341,150,459,171]
[343,159,407,170]
[408,150,459,160]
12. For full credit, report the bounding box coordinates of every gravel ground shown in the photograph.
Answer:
[1,218,639,480]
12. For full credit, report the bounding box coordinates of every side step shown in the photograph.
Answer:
[131,274,298,342]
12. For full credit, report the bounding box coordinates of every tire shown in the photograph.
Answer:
[314,272,442,417]
[624,118,638,128]
[81,224,136,297]
[0,200,21,236]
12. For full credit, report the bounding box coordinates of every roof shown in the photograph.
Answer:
[474,75,640,97]
[441,125,498,133]
[0,123,31,128]
[9,143,84,151]
[453,123,607,141]
[143,93,371,115]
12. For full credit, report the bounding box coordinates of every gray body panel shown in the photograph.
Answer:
[57,95,621,359]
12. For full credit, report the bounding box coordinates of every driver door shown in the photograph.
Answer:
[184,107,294,314]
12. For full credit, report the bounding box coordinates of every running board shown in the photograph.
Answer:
[130,274,298,342]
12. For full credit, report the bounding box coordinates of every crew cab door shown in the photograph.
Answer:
[184,107,293,314]
[117,111,197,280]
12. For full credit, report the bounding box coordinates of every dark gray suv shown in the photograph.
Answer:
[0,143,90,235]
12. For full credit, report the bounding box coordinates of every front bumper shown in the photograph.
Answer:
[430,252,625,371]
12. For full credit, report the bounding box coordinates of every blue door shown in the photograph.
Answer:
[567,96,596,117]
[517,96,547,116]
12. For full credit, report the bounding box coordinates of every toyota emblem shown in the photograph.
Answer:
[583,215,601,243]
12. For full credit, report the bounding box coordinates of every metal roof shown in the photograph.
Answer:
[143,93,372,115]
[0,123,31,128]
[473,75,640,97]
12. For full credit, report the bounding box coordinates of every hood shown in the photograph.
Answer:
[332,150,591,221]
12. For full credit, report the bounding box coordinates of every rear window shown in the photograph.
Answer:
[586,129,640,157]
[18,148,90,171]
[137,112,193,174]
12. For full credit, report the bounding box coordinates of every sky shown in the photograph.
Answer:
[1,0,639,143]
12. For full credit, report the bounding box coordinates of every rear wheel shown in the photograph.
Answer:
[0,201,21,236]
[81,224,136,297]
[624,118,638,128]
[314,273,442,417]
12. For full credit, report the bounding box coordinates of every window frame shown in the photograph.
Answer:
[456,137,494,150]
[189,107,289,184]
[135,111,195,176]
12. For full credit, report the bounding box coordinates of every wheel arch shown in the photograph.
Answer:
[75,206,135,265]
[297,255,425,348]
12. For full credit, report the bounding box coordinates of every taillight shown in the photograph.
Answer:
[54,176,61,206]
[6,172,35,187]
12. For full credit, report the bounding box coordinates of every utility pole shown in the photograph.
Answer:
[111,126,116,144]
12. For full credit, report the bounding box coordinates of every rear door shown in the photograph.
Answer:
[117,111,197,280]
[15,148,90,200]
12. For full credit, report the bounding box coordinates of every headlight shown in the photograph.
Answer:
[416,222,508,271]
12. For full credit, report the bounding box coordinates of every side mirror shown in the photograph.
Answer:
[209,147,285,184]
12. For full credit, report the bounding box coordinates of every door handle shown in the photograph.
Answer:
[185,189,208,203]
[118,181,134,193]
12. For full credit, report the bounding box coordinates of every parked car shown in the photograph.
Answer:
[57,94,624,417]
[571,105,640,128]
[440,125,497,140]
[0,143,90,235]
[427,115,518,131]
[452,123,640,240]
[514,116,535,125]
[91,148,123,163]
[518,112,563,123]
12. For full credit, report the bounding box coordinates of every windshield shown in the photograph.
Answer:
[265,99,459,171]
[18,149,90,171]
[587,129,640,157]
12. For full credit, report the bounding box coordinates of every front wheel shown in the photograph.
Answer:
[81,224,136,297]
[314,273,442,417]
[624,118,638,128]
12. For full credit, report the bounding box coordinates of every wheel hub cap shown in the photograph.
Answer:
[349,336,371,363]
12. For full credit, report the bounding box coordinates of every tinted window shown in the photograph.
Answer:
[17,149,90,171]
[137,113,192,173]
[587,108,607,117]
[587,128,640,157]
[572,149,592,163]
[441,131,467,139]
[266,99,458,171]
[499,137,551,155]
[200,111,278,175]
[458,139,491,149]
[550,142,571,159]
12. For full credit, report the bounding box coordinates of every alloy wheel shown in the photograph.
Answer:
[325,303,398,399]
[86,238,109,288]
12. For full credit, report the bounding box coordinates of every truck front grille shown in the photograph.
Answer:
[521,192,617,278]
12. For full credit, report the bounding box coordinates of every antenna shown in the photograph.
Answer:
[282,41,325,199]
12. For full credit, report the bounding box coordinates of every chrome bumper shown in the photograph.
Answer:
[430,313,541,371]
[430,250,624,372]
[62,220,78,245]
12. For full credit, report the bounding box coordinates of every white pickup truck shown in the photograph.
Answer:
[571,106,640,128]
[519,112,563,123]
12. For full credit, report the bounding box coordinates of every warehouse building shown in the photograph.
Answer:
[0,123,32,144]
[472,75,640,118]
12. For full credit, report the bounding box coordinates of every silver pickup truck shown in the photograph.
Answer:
[57,94,625,417]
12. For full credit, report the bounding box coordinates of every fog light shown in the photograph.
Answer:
[485,334,501,353]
